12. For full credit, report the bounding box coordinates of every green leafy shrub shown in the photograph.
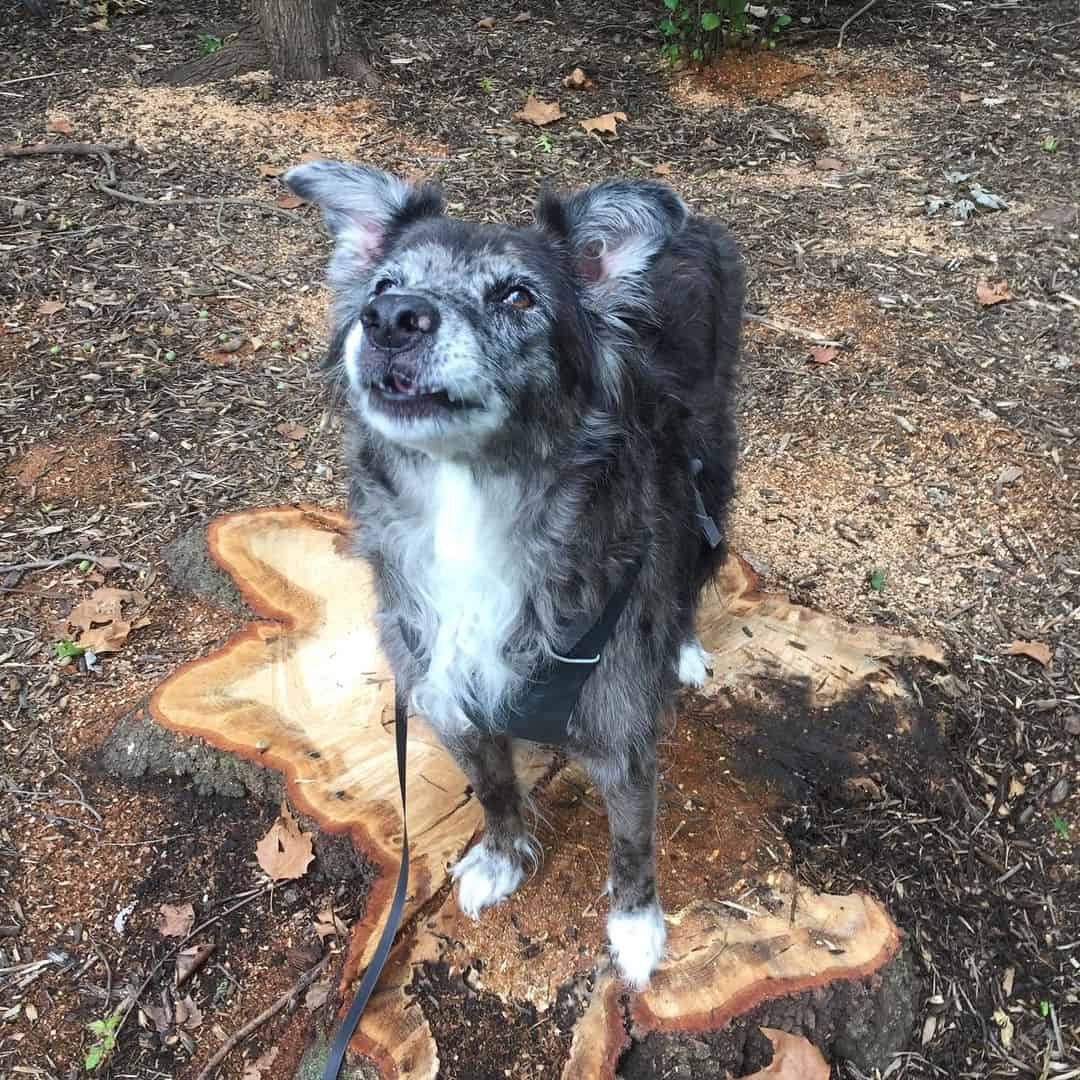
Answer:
[660,1,792,65]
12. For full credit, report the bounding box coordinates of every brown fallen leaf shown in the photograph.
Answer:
[257,163,285,177]
[276,194,305,209]
[809,346,839,364]
[157,902,195,938]
[475,15,495,29]
[563,67,594,90]
[276,421,309,441]
[67,586,150,654]
[1006,640,1052,668]
[175,943,215,986]
[814,156,846,171]
[977,280,1012,306]
[960,91,981,104]
[513,95,565,127]
[580,111,628,136]
[96,555,123,572]
[652,162,673,177]
[297,151,331,164]
[174,994,204,1030]
[743,1028,829,1079]
[47,115,74,136]
[255,803,315,881]
[242,1048,280,1080]
[37,299,66,317]
[304,981,332,1010]
[512,10,531,22]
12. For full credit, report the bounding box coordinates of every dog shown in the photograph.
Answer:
[284,161,743,988]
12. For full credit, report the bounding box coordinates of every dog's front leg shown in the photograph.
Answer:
[583,743,666,989]
[445,732,537,918]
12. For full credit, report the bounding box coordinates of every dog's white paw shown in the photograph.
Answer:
[607,903,667,990]
[676,638,712,688]
[451,840,526,918]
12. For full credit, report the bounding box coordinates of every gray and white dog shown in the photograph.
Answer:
[284,161,743,988]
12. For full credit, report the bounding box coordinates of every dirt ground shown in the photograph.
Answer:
[1,0,1078,1077]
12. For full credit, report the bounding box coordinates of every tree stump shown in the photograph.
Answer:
[146,506,943,1078]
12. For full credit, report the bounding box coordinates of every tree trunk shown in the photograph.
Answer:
[151,0,378,87]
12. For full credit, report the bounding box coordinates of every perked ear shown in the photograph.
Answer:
[535,179,688,296]
[283,160,444,273]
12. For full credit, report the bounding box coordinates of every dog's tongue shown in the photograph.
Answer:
[390,372,415,395]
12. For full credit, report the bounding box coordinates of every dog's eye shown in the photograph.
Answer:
[501,286,534,311]
[372,277,395,296]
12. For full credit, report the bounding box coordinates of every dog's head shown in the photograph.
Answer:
[284,161,688,458]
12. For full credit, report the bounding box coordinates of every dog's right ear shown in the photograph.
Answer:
[284,161,444,271]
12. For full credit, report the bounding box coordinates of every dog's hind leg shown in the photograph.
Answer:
[446,733,536,918]
[676,636,712,688]
[581,742,667,989]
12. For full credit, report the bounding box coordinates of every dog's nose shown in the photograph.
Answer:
[360,293,440,352]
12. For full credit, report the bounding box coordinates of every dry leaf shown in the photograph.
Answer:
[47,115,74,135]
[313,905,348,941]
[157,902,195,938]
[241,1047,279,1080]
[743,1028,829,1079]
[580,111,627,136]
[276,194,305,209]
[257,163,285,177]
[37,300,66,317]
[960,91,980,104]
[255,803,315,881]
[475,16,495,29]
[175,994,204,1030]
[276,421,309,441]
[297,151,330,164]
[512,11,531,22]
[809,346,839,364]
[1006,640,1051,667]
[96,555,123,573]
[977,280,1012,306]
[652,162,672,176]
[513,95,565,127]
[67,587,149,654]
[814,156,846,171]
[304,981,332,1010]
[562,67,594,90]
[175,943,215,986]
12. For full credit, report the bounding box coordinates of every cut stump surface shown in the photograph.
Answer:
[149,506,942,1077]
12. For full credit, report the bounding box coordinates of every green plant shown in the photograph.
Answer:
[535,133,553,153]
[1052,815,1069,839]
[198,34,224,56]
[84,1013,121,1071]
[479,76,495,93]
[659,1,792,65]
[54,640,86,660]
[1041,135,1060,153]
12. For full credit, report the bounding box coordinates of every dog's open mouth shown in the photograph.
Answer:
[368,371,479,418]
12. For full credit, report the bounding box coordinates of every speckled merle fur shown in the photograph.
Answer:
[285,161,743,984]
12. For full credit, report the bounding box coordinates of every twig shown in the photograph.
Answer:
[0,71,66,87]
[744,312,844,347]
[0,551,144,576]
[95,181,303,223]
[837,0,881,48]
[0,141,129,159]
[194,955,329,1080]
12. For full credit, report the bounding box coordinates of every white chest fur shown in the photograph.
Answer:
[408,464,525,732]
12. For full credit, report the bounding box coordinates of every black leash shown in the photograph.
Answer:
[321,688,409,1080]
[320,466,721,1077]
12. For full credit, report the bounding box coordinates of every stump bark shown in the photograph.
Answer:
[138,505,943,1078]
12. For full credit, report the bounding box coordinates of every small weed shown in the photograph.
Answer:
[84,1013,121,1071]
[869,568,886,591]
[1041,135,1060,153]
[479,76,495,93]
[54,640,86,660]
[198,33,224,56]
[1040,999,1050,1018]
[535,133,553,153]
[1052,815,1069,839]
[660,0,792,65]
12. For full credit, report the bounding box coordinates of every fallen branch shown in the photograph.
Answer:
[0,551,145,576]
[95,181,303,223]
[744,312,844,347]
[0,141,129,160]
[837,0,881,49]
[194,954,330,1080]
[0,71,66,88]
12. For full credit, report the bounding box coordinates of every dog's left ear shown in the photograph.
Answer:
[535,179,688,295]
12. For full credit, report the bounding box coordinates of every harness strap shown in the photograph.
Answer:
[320,688,409,1080]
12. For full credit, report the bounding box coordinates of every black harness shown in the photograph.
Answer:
[320,463,718,1078]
